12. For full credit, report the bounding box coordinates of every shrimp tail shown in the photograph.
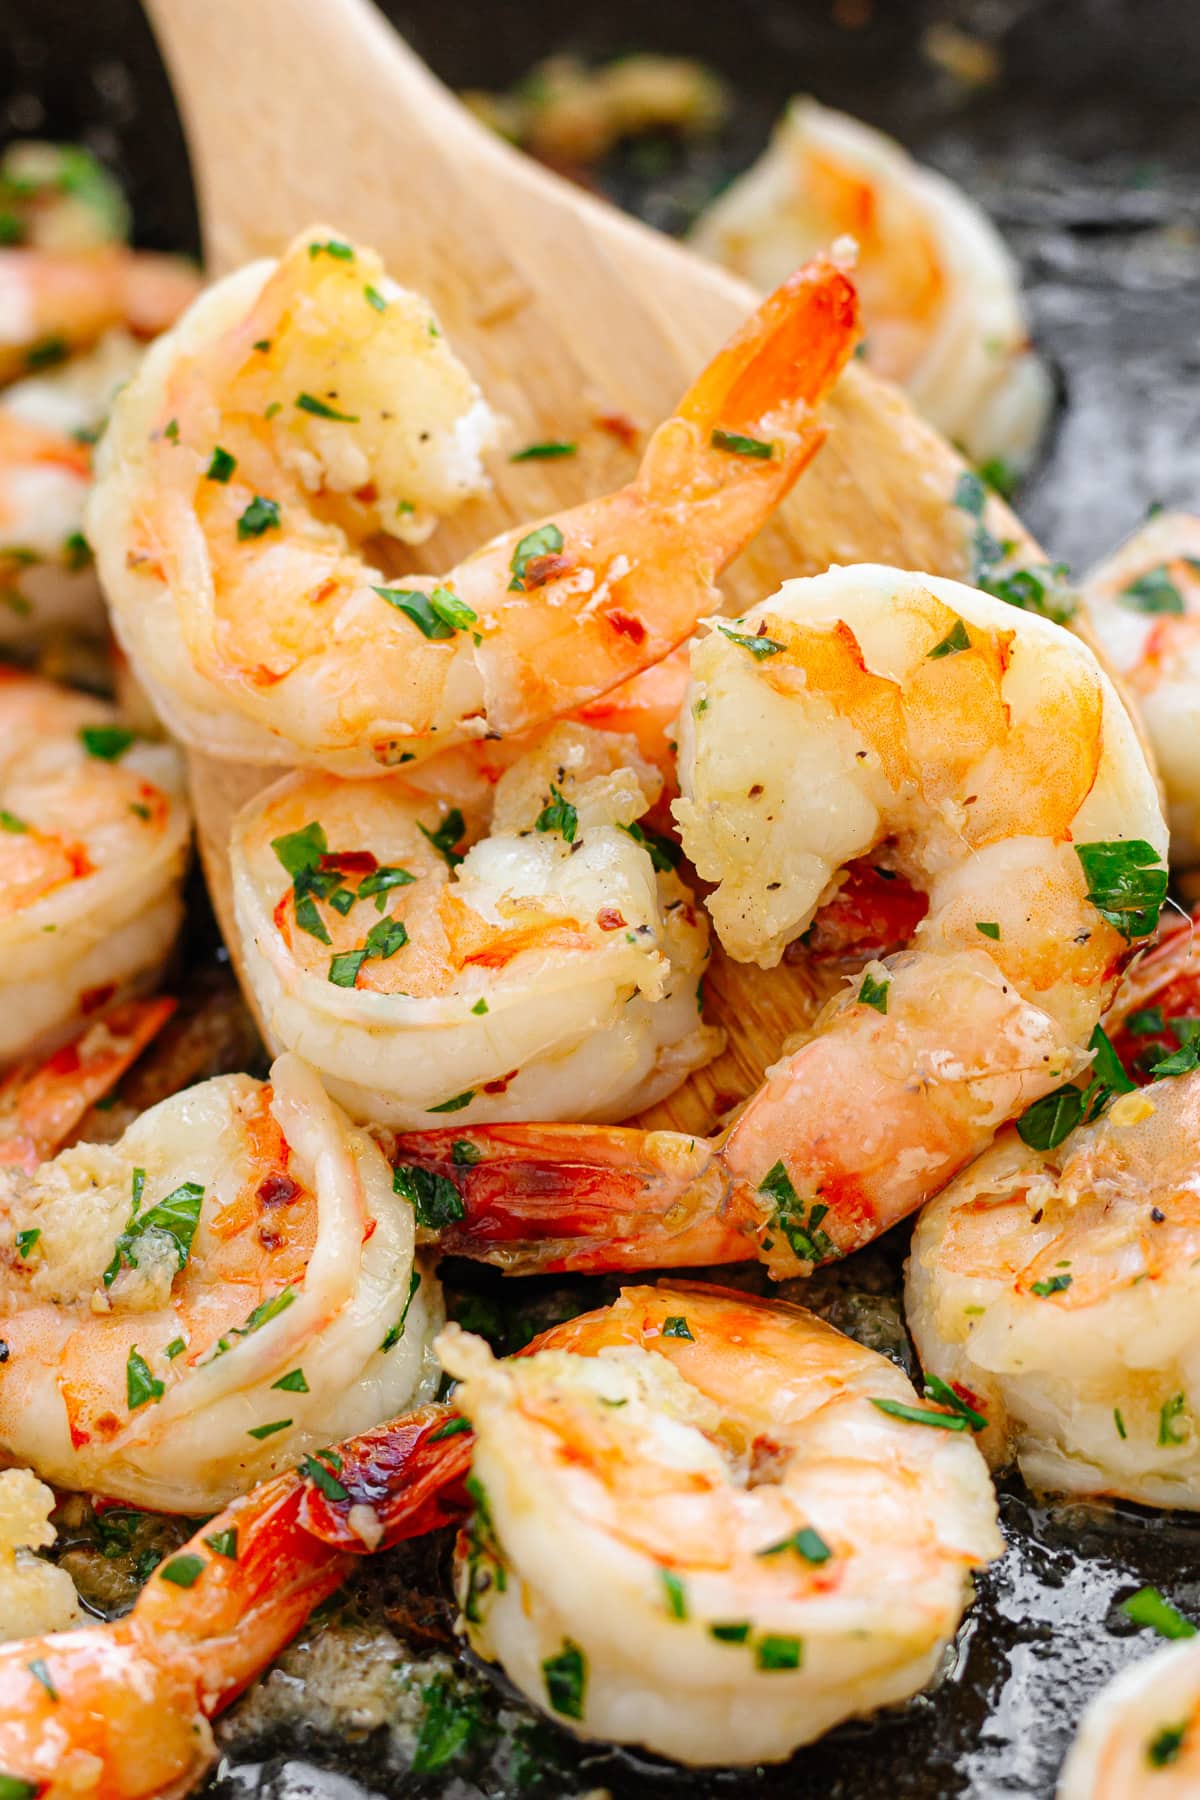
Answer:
[639,255,861,564]
[386,1123,755,1274]
[297,1403,475,1551]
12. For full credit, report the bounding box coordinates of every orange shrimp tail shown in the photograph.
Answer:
[386,1124,755,1274]
[298,1403,475,1551]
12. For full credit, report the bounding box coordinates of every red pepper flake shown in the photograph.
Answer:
[482,1070,519,1095]
[80,982,116,1016]
[320,849,377,873]
[257,1172,301,1209]
[595,411,640,449]
[521,551,575,588]
[597,907,627,931]
[607,610,646,644]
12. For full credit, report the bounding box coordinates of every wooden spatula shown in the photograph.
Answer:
[142,0,1041,1138]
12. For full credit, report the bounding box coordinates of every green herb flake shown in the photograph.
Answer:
[26,1657,57,1701]
[1075,839,1168,942]
[541,1641,586,1719]
[619,819,681,872]
[165,1337,186,1360]
[755,1634,803,1671]
[0,1779,39,1800]
[718,623,785,659]
[451,1139,482,1166]
[26,334,67,371]
[296,391,359,423]
[757,1527,832,1564]
[79,725,134,762]
[204,1527,238,1559]
[428,1414,471,1441]
[328,949,366,988]
[922,1372,987,1432]
[272,1367,310,1392]
[103,1180,204,1289]
[757,1160,836,1266]
[1159,1393,1189,1447]
[427,1089,475,1114]
[300,1452,349,1501]
[710,1622,751,1644]
[126,1345,164,1410]
[869,1397,969,1431]
[662,1315,694,1341]
[509,522,564,590]
[659,1567,688,1618]
[711,428,774,459]
[953,471,987,517]
[927,617,971,659]
[271,820,327,877]
[14,1228,39,1259]
[308,238,354,260]
[534,782,578,843]
[1147,1722,1188,1767]
[1121,1586,1197,1639]
[511,440,577,461]
[246,1418,292,1440]
[1151,1041,1200,1079]
[857,972,890,1014]
[411,1671,483,1775]
[63,530,92,571]
[1030,1274,1073,1297]
[158,1552,206,1588]
[394,1163,465,1227]
[236,496,281,540]
[163,417,180,442]
[205,445,236,482]
[381,1268,423,1352]
[0,811,27,833]
[418,808,466,869]
[976,921,1000,940]
[1120,566,1184,614]
[1114,1407,1128,1439]
[363,284,388,312]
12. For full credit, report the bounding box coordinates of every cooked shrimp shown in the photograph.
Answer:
[691,98,1052,472]
[88,227,859,771]
[231,722,720,1126]
[436,1282,1001,1766]
[0,669,190,1064]
[0,1052,442,1512]
[0,1467,81,1642]
[907,1067,1200,1507]
[1084,511,1200,865]
[0,1399,472,1797]
[1106,901,1200,1084]
[1058,1638,1200,1798]
[392,565,1165,1278]
[0,141,131,254]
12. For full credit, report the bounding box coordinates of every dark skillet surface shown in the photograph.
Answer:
[2,2,1200,1795]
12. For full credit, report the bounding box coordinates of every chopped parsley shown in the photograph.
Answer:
[394,1164,465,1228]
[381,1268,422,1352]
[1016,1021,1136,1151]
[619,819,681,871]
[534,783,578,842]
[976,921,1001,940]
[711,428,774,459]
[757,1527,832,1564]
[869,1397,969,1431]
[418,808,466,868]
[428,1089,475,1114]
[451,1139,482,1166]
[26,1657,58,1701]
[158,1552,205,1588]
[927,617,971,659]
[511,440,576,460]
[300,1452,349,1501]
[375,584,477,638]
[923,1372,987,1431]
[710,1622,751,1644]
[272,1368,309,1393]
[428,1414,471,1441]
[203,1527,238,1559]
[857,972,890,1013]
[541,1641,586,1719]
[509,523,564,590]
[165,1336,186,1360]
[0,811,27,833]
[755,1634,803,1671]
[363,284,388,313]
[470,997,488,1015]
[14,1228,39,1258]
[296,392,359,422]
[79,724,134,761]
[1114,1407,1127,1439]
[1121,1586,1196,1640]
[246,1418,292,1440]
[205,445,236,482]
[103,1178,204,1288]
[757,1161,836,1265]
[236,495,281,539]
[308,238,354,260]
[718,623,785,659]
[1159,1393,1188,1447]
[662,1316,694,1340]
[126,1346,164,1410]
[63,530,92,570]
[326,913,408,987]
[659,1568,688,1618]
[1148,1723,1188,1767]
[1120,566,1184,614]
[411,1671,485,1775]
[1030,1273,1072,1298]
[1075,839,1167,941]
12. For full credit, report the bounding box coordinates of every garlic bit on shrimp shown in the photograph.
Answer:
[231,721,720,1126]
[0,1466,81,1642]
[394,564,1165,1279]
[439,1282,1001,1767]
[691,97,1052,472]
[0,1052,441,1512]
[0,668,190,1065]
[1058,1637,1200,1799]
[1085,510,1200,865]
[88,225,858,770]
[907,1066,1200,1509]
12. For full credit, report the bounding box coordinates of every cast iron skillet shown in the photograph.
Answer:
[1,2,1198,1795]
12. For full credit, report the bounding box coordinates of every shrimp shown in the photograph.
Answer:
[391,565,1166,1279]
[906,1067,1200,1508]
[0,1400,469,1799]
[434,1282,1001,1766]
[87,225,859,772]
[231,721,720,1127]
[1084,511,1200,865]
[690,98,1052,472]
[1058,1638,1200,1798]
[0,329,146,643]
[1106,901,1200,1084]
[0,669,190,1065]
[0,1052,442,1512]
[0,141,132,254]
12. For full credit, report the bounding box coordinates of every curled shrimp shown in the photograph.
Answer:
[434,1282,1000,1766]
[691,97,1052,472]
[0,1052,442,1512]
[88,225,859,772]
[0,1400,469,1799]
[0,669,190,1065]
[231,721,720,1126]
[907,1066,1200,1509]
[1085,510,1200,865]
[1058,1638,1200,1798]
[390,564,1166,1278]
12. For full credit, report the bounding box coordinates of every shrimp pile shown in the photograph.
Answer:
[394,565,1166,1279]
[0,668,190,1066]
[1059,1638,1200,1798]
[691,98,1052,473]
[0,1053,441,1511]
[87,226,859,769]
[1085,510,1200,865]
[232,722,720,1125]
[441,1284,1001,1766]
